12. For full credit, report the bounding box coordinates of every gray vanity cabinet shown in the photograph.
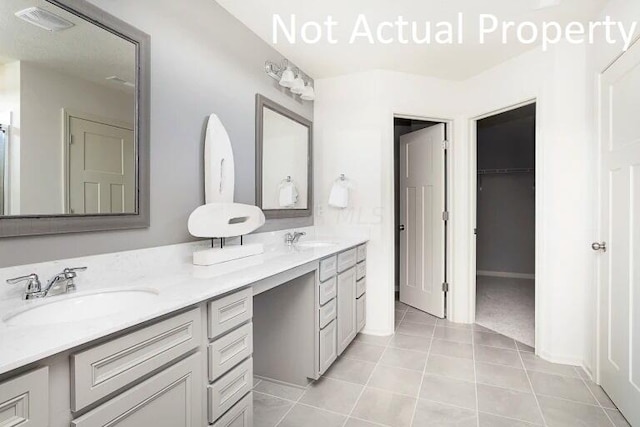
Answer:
[318,244,367,365]
[337,266,357,354]
[212,393,253,427]
[0,367,48,427]
[72,353,202,427]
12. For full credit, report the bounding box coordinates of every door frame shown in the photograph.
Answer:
[393,113,454,318]
[62,109,134,214]
[468,99,541,350]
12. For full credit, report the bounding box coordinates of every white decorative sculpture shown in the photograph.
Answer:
[188,114,265,266]
[205,114,235,204]
[188,203,265,238]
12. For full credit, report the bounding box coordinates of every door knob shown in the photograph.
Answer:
[399,225,405,231]
[591,242,606,252]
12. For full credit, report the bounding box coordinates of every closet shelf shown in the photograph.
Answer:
[477,168,534,175]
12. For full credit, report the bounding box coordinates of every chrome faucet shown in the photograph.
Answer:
[284,231,306,246]
[7,267,87,300]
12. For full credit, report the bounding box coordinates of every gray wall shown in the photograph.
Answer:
[0,0,313,267]
[476,114,535,276]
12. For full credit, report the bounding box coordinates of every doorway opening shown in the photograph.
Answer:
[474,103,536,347]
[394,116,449,320]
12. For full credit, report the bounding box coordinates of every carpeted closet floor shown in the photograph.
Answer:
[475,276,535,347]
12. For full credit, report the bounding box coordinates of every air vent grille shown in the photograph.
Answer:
[15,7,75,32]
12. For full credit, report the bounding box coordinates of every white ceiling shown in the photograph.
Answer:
[0,0,135,93]
[216,0,607,80]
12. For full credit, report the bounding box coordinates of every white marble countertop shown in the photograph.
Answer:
[0,230,368,375]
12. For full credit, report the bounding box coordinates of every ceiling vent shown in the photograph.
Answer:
[15,7,75,32]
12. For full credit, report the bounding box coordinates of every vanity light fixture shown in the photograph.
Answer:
[279,66,295,88]
[290,73,305,94]
[300,82,315,101]
[264,59,314,102]
[106,75,135,87]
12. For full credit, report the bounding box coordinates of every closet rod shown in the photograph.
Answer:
[477,168,534,175]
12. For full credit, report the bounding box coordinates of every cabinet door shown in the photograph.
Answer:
[319,320,338,374]
[0,367,48,427]
[357,294,366,332]
[337,267,357,354]
[72,353,202,427]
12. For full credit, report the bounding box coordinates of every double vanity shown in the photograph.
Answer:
[0,233,368,426]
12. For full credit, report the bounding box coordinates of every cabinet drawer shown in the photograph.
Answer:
[318,276,337,305]
[208,357,253,423]
[209,323,253,382]
[356,278,366,298]
[319,298,337,329]
[357,294,366,332]
[73,353,202,427]
[71,308,201,411]
[0,367,48,427]
[337,248,357,273]
[208,288,253,339]
[319,320,338,375]
[212,392,253,427]
[356,261,366,281]
[357,244,367,262]
[319,255,337,282]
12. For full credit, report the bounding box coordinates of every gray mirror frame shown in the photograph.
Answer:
[255,94,313,219]
[0,0,150,238]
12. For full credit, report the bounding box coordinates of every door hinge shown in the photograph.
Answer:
[442,140,450,150]
[442,211,449,221]
[442,282,449,292]
[69,135,74,145]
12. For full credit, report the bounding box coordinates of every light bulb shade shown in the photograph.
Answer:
[279,67,295,87]
[290,76,305,94]
[300,83,315,101]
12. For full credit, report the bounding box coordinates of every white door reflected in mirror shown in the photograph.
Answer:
[261,107,309,210]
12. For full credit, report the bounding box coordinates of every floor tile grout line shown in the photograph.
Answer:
[477,410,542,426]
[578,376,618,427]
[339,327,393,427]
[272,378,309,427]
[516,340,549,427]
[408,311,437,427]
[252,390,299,404]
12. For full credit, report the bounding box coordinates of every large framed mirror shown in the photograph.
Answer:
[256,94,312,219]
[0,0,150,237]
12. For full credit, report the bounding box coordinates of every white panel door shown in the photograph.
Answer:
[399,124,446,318]
[598,39,640,427]
[68,117,134,214]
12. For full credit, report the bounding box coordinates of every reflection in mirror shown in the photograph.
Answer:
[262,108,308,210]
[256,95,312,219]
[0,0,136,217]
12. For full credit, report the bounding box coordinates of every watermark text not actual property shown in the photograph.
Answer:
[273,13,638,52]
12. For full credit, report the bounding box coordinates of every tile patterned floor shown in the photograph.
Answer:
[252,301,631,427]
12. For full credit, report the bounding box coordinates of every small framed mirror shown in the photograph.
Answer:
[0,0,149,237]
[256,94,312,219]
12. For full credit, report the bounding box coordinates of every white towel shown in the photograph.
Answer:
[328,181,349,208]
[279,182,298,207]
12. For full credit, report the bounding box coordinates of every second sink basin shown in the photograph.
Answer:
[3,288,159,326]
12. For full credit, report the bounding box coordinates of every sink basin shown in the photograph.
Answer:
[3,288,159,326]
[295,241,337,249]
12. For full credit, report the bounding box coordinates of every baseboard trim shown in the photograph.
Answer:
[477,270,535,280]
[360,327,394,337]
[538,350,583,368]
